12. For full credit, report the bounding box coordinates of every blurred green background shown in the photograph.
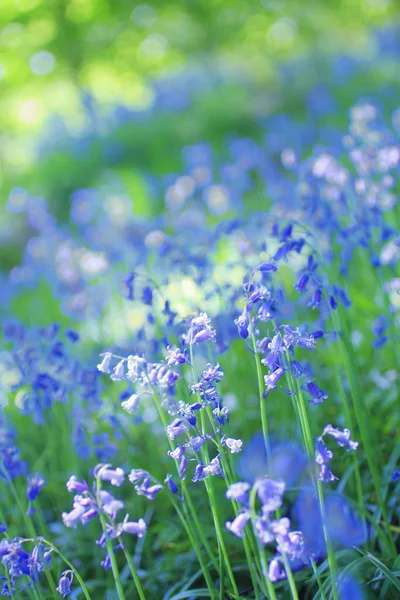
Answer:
[1,0,400,272]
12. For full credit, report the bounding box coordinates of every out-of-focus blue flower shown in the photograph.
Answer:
[238,434,306,486]
[337,573,365,600]
[295,490,367,557]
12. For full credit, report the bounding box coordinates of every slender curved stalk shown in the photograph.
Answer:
[284,359,339,600]
[36,539,92,600]
[117,537,146,600]
[95,478,126,600]
[189,344,239,598]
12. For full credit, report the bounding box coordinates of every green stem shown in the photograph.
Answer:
[168,495,217,600]
[284,360,339,600]
[35,539,92,600]
[249,324,272,464]
[148,380,219,575]
[117,537,146,600]
[189,344,239,598]
[95,479,126,600]
[310,557,327,600]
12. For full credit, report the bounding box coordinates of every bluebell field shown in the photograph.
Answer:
[2,23,400,600]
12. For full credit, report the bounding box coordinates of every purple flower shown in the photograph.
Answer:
[257,261,278,273]
[202,363,224,383]
[264,367,284,395]
[392,470,400,482]
[168,445,185,461]
[26,473,46,501]
[56,571,73,597]
[167,418,188,440]
[309,288,322,308]
[121,517,147,538]
[305,381,328,404]
[203,457,223,478]
[66,476,89,494]
[224,438,243,454]
[226,482,250,505]
[98,491,124,518]
[226,511,251,538]
[97,353,112,374]
[165,474,178,494]
[134,478,163,501]
[166,347,187,366]
[294,274,309,294]
[256,478,285,516]
[121,394,140,414]
[268,557,286,583]
[110,361,125,381]
[322,425,358,451]
[192,463,206,482]
[317,464,338,483]
[94,464,125,487]
[128,469,150,483]
[179,456,188,480]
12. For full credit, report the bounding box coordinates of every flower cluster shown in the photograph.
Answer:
[226,478,306,582]
[316,425,359,483]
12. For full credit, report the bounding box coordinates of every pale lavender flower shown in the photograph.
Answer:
[121,394,140,414]
[226,482,250,505]
[224,438,243,454]
[97,353,112,374]
[95,464,125,487]
[322,425,358,451]
[203,457,223,478]
[226,512,251,539]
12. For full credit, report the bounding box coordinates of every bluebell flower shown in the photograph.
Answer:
[119,515,147,538]
[142,286,153,306]
[322,425,358,451]
[309,288,322,309]
[187,436,206,452]
[134,478,163,501]
[56,571,73,597]
[165,474,178,494]
[224,437,243,454]
[26,473,46,501]
[264,367,284,396]
[256,478,285,516]
[203,457,223,478]
[192,463,206,482]
[66,476,89,494]
[97,353,113,374]
[337,574,365,600]
[179,456,188,479]
[226,512,251,539]
[123,272,135,301]
[391,469,400,481]
[268,557,286,583]
[315,438,337,483]
[305,381,328,404]
[121,394,140,414]
[110,361,125,381]
[257,261,278,273]
[294,274,309,294]
[0,539,31,578]
[168,445,185,460]
[226,482,250,505]
[167,418,188,440]
[94,464,125,487]
[166,347,187,366]
[202,363,224,383]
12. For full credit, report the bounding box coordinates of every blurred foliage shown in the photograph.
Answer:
[1,0,399,170]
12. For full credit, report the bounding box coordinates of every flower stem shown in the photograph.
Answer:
[118,537,146,600]
[95,478,126,600]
